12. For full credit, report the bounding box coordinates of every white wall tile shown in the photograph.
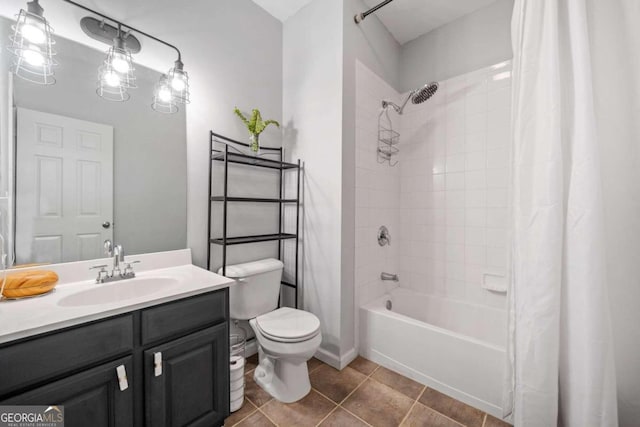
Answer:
[465,151,486,170]
[358,61,512,315]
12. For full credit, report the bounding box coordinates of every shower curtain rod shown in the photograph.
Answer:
[354,0,395,24]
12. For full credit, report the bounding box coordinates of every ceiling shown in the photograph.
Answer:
[252,0,500,45]
[362,0,500,44]
[251,0,314,22]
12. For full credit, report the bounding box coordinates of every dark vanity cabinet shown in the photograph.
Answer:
[0,288,230,427]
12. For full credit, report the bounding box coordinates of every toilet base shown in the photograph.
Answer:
[253,347,311,403]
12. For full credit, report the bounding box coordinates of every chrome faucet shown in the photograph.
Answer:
[112,244,124,276]
[91,240,140,284]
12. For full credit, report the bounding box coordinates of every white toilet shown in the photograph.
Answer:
[222,258,322,403]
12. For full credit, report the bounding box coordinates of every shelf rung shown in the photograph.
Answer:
[211,196,297,203]
[281,281,297,289]
[210,233,297,245]
[211,151,299,170]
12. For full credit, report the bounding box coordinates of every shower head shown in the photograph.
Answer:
[411,82,439,104]
[382,81,439,114]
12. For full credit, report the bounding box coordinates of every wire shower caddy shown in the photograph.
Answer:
[377,107,399,166]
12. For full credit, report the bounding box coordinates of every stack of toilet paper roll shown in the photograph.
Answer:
[230,355,245,412]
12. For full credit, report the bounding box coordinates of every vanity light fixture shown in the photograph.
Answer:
[8,0,192,111]
[167,59,190,104]
[151,74,178,114]
[7,0,56,85]
[97,27,136,102]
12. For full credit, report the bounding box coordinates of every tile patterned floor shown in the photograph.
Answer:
[225,355,512,427]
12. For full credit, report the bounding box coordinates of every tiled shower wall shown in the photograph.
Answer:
[355,60,512,311]
[399,63,511,309]
[354,62,401,308]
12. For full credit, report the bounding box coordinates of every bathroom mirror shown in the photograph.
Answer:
[0,16,187,266]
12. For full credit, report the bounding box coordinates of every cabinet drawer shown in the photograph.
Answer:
[0,315,133,397]
[141,290,227,345]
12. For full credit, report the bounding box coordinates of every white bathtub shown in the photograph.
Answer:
[359,288,506,417]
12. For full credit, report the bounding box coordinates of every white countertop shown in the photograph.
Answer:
[0,249,235,344]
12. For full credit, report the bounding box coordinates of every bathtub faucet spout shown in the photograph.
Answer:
[381,272,399,282]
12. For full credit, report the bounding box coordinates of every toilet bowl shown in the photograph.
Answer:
[250,307,322,402]
[221,259,322,403]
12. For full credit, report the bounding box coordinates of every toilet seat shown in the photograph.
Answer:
[256,307,320,343]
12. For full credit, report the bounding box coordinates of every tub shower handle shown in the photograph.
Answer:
[378,226,391,246]
[381,272,399,282]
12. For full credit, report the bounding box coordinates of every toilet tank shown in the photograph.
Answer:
[219,258,284,320]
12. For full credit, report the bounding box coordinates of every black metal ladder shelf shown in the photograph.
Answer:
[207,131,301,308]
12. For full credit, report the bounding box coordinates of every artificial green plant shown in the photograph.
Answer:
[233,107,280,152]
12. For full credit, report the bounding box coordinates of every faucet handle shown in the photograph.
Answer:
[90,264,109,283]
[90,264,108,270]
[123,260,140,276]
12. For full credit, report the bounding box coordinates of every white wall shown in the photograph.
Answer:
[176,1,284,269]
[398,62,511,310]
[282,0,346,365]
[399,0,513,92]
[342,0,402,358]
[354,61,401,309]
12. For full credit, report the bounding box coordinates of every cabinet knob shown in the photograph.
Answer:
[154,352,163,377]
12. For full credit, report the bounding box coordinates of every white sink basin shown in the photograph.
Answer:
[58,277,180,307]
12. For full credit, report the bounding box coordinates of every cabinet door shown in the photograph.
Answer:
[145,324,229,427]
[1,356,134,427]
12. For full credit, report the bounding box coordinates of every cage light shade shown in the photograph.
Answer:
[97,63,130,102]
[96,38,136,102]
[167,60,190,104]
[8,2,56,85]
[152,74,178,114]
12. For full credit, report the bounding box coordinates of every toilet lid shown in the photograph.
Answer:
[256,307,320,343]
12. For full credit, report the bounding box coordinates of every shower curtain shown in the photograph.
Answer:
[506,0,640,426]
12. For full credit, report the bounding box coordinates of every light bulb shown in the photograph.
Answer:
[158,85,172,103]
[171,75,185,91]
[111,52,130,74]
[103,70,121,88]
[23,46,44,66]
[21,21,46,44]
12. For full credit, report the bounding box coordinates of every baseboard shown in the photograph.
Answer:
[314,346,358,370]
[338,347,358,369]
[248,339,357,372]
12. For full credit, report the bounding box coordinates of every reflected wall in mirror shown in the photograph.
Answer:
[0,16,187,267]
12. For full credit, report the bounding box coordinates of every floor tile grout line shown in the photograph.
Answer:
[256,406,280,426]
[314,405,340,427]
[398,385,426,426]
[406,387,468,427]
[311,362,380,408]
[228,406,258,427]
[333,363,381,406]
[337,405,375,427]
[308,362,324,375]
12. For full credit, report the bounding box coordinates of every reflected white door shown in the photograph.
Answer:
[16,108,113,264]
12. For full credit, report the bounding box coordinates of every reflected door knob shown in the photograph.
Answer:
[102,221,111,229]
